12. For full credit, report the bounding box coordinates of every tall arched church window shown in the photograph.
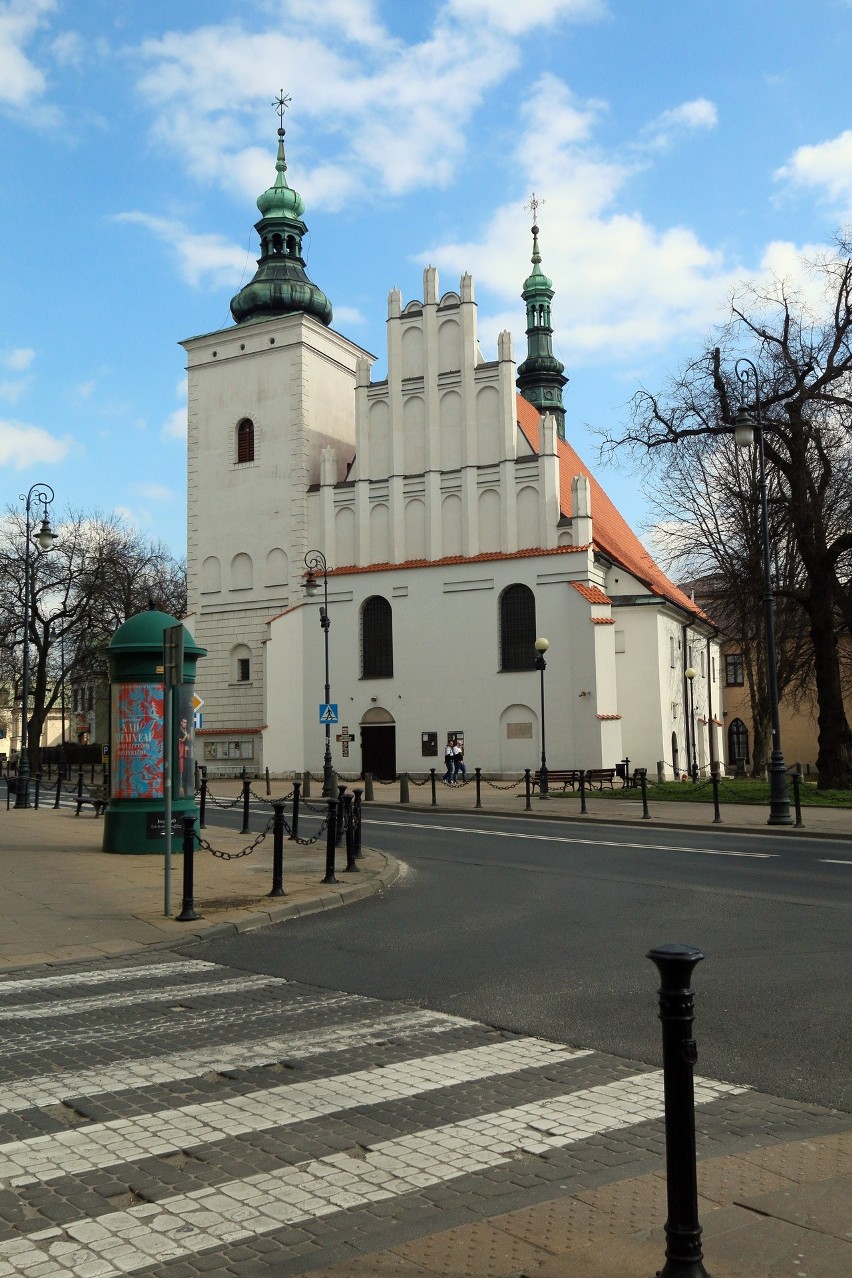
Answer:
[361,596,393,678]
[728,718,749,765]
[499,584,536,671]
[236,419,254,464]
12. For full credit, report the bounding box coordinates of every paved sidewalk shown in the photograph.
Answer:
[0,789,849,1277]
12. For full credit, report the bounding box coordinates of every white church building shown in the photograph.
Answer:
[184,120,721,780]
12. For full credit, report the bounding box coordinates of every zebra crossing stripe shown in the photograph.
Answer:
[0,974,288,1021]
[0,960,217,996]
[0,1008,476,1115]
[0,1071,744,1278]
[0,1039,590,1187]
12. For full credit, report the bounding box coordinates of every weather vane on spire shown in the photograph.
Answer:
[272,90,291,130]
[524,192,545,227]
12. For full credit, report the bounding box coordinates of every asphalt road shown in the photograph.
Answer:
[184,807,852,1113]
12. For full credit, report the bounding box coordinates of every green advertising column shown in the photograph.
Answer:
[102,610,206,855]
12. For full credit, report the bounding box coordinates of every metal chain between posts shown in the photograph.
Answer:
[301,797,330,814]
[203,789,243,810]
[279,811,331,846]
[407,775,431,787]
[483,776,524,790]
[249,787,295,805]
[195,819,274,861]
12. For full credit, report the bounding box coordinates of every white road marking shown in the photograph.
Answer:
[0,1071,744,1277]
[0,1039,589,1187]
[0,960,217,996]
[0,1009,476,1115]
[0,975,288,1022]
[819,858,852,865]
[365,819,776,858]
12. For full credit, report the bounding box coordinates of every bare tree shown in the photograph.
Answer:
[602,238,852,789]
[0,510,187,772]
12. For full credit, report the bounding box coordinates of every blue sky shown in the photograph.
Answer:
[3,0,852,560]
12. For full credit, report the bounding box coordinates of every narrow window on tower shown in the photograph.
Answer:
[499,584,536,671]
[236,419,255,464]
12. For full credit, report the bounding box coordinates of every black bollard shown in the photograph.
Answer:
[641,770,651,820]
[303,770,312,798]
[579,769,587,815]
[711,772,722,824]
[474,767,482,808]
[290,780,301,841]
[792,771,804,828]
[77,769,84,806]
[265,766,271,796]
[430,768,437,806]
[241,774,251,834]
[194,760,200,793]
[322,799,339,884]
[399,772,410,804]
[364,772,374,801]
[90,760,95,784]
[176,816,199,922]
[199,768,207,829]
[524,767,532,811]
[54,774,62,810]
[269,802,286,897]
[336,785,347,848]
[353,788,363,858]
[647,944,709,1278]
[33,774,41,809]
[343,793,358,872]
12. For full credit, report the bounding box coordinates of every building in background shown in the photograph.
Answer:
[184,122,720,778]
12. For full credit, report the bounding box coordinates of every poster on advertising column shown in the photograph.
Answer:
[112,682,164,799]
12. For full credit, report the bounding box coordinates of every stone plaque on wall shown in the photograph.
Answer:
[506,722,533,739]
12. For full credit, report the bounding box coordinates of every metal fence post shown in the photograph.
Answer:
[33,774,41,809]
[364,772,374,801]
[269,801,286,897]
[430,768,437,806]
[198,767,207,829]
[640,770,651,820]
[322,799,338,884]
[241,774,251,835]
[792,771,804,828]
[336,785,347,847]
[400,772,410,804]
[474,767,482,808]
[290,780,301,841]
[265,766,271,796]
[54,774,62,810]
[343,793,358,872]
[353,788,363,859]
[176,816,199,922]
[647,943,709,1278]
[524,767,531,811]
[711,772,722,824]
[579,769,587,815]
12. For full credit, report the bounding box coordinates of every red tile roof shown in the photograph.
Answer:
[571,582,612,605]
[516,396,710,623]
[590,617,616,625]
[330,544,586,577]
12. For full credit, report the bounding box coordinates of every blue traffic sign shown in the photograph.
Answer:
[319,703,339,724]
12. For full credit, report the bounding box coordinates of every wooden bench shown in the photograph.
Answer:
[531,769,582,792]
[75,785,109,817]
[585,768,617,790]
[627,767,648,788]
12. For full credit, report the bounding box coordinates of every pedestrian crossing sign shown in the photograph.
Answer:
[319,703,339,724]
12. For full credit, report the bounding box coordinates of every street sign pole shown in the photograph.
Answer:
[163,624,184,916]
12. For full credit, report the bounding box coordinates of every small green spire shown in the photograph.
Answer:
[230,96,332,328]
[516,197,567,437]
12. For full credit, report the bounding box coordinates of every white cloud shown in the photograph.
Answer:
[113,213,247,288]
[134,482,176,502]
[775,130,852,216]
[161,408,186,442]
[332,304,366,328]
[2,346,35,371]
[641,98,718,150]
[445,0,606,33]
[424,74,737,362]
[50,29,83,68]
[0,417,70,468]
[0,0,55,109]
[0,378,30,402]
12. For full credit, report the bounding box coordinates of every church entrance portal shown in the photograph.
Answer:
[360,707,396,780]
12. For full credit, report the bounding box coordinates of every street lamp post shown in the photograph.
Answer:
[685,666,699,783]
[15,484,57,809]
[534,637,550,799]
[304,550,335,798]
[732,358,792,826]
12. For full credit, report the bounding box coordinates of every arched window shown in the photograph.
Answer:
[499,584,536,671]
[361,596,393,678]
[236,419,254,464]
[231,644,251,684]
[728,718,749,764]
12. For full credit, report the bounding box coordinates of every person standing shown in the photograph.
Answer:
[444,737,455,784]
[453,738,466,783]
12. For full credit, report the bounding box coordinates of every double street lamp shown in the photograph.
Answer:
[684,666,699,783]
[534,637,550,799]
[303,550,335,798]
[731,358,792,826]
[15,483,58,809]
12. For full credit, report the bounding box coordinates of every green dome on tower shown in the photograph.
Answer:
[230,121,332,327]
[516,208,567,438]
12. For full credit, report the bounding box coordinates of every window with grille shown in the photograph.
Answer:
[499,584,536,671]
[237,658,251,682]
[725,653,744,686]
[361,596,393,678]
[236,419,254,464]
[728,718,749,763]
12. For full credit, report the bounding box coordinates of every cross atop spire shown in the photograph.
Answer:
[272,90,291,130]
[524,191,545,229]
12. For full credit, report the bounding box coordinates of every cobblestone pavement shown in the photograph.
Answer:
[0,955,848,1277]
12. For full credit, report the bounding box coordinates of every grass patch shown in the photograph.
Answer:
[590,779,852,808]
